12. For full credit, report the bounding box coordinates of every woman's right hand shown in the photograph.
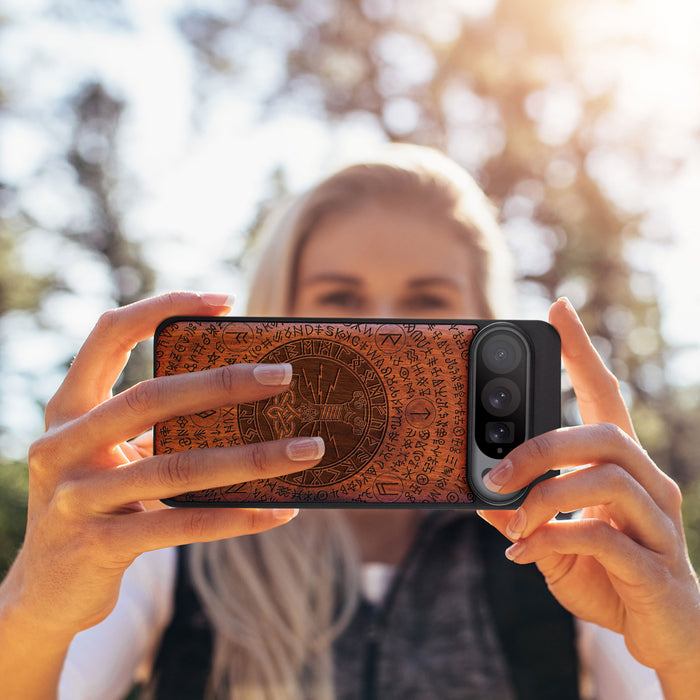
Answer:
[1,292,324,642]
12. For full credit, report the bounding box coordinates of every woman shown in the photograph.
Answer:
[0,145,698,699]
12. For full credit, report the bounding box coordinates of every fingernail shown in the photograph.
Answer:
[483,460,512,493]
[286,437,325,462]
[557,296,578,319]
[506,509,527,540]
[505,541,527,561]
[254,363,293,386]
[199,293,236,310]
[273,508,299,521]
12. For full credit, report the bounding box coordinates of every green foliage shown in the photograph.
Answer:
[682,478,700,572]
[0,221,54,316]
[0,460,28,577]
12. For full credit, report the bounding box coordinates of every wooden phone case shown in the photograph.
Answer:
[153,317,560,508]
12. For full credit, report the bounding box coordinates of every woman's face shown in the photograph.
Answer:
[293,202,484,319]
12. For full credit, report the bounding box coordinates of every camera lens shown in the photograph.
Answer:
[486,421,514,444]
[489,386,511,411]
[482,334,523,374]
[481,378,521,417]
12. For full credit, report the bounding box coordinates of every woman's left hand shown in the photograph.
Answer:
[478,298,700,696]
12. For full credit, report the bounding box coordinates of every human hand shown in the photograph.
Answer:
[478,298,700,693]
[4,292,325,641]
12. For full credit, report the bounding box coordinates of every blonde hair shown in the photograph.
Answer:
[246,143,514,317]
[189,512,359,700]
[188,144,514,699]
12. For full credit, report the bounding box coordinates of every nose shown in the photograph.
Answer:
[363,300,398,319]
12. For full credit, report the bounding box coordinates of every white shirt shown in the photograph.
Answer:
[59,548,663,700]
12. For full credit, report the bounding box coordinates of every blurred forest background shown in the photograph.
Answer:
[1,0,700,574]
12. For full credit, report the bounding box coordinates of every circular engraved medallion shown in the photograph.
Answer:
[372,475,403,502]
[238,339,389,487]
[374,324,407,354]
[405,397,436,429]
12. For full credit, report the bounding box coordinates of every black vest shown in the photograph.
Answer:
[148,514,579,699]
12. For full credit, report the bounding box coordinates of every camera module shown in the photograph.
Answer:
[467,320,559,507]
[469,323,531,480]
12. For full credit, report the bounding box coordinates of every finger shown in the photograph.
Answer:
[503,517,663,588]
[483,423,681,515]
[65,362,293,457]
[86,437,325,508]
[503,464,676,554]
[120,431,152,461]
[548,298,636,439]
[109,506,301,557]
[128,430,153,459]
[47,292,235,424]
[476,509,516,540]
[120,441,144,462]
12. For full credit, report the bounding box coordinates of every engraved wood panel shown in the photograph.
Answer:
[154,319,478,505]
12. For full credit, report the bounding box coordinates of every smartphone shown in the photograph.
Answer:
[153,317,560,509]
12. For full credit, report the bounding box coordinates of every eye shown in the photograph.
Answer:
[403,294,452,312]
[315,290,365,311]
